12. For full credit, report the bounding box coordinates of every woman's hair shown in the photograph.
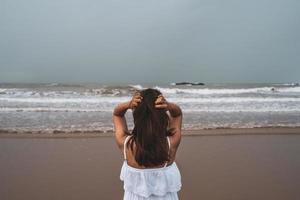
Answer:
[126,88,175,167]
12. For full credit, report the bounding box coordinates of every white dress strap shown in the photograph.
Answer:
[123,135,132,160]
[164,136,171,167]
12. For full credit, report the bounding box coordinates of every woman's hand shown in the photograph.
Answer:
[113,92,143,116]
[155,94,182,118]
[128,91,143,109]
[155,94,168,109]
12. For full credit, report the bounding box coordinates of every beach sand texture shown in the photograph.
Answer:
[1,128,300,200]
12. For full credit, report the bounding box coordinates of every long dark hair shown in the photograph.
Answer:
[126,88,175,167]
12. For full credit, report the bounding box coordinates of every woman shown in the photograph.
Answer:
[113,88,182,200]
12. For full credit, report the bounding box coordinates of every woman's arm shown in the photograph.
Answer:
[155,95,182,148]
[112,101,131,150]
[112,93,142,150]
[167,102,182,118]
[166,102,182,149]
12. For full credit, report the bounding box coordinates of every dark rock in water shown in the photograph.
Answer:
[174,82,205,86]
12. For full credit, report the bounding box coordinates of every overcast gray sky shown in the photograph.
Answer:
[0,0,299,84]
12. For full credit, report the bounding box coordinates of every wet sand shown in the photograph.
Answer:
[1,128,300,200]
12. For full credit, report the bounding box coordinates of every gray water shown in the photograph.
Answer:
[0,82,300,133]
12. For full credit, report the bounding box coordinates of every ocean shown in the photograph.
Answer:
[0,82,300,134]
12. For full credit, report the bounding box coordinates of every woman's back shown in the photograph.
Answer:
[113,88,183,199]
[124,135,176,169]
[120,135,182,199]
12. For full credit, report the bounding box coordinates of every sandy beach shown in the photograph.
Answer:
[1,128,300,200]
[2,0,300,199]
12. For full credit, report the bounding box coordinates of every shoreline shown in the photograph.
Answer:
[0,127,299,138]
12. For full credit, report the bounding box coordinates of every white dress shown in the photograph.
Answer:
[120,135,182,200]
